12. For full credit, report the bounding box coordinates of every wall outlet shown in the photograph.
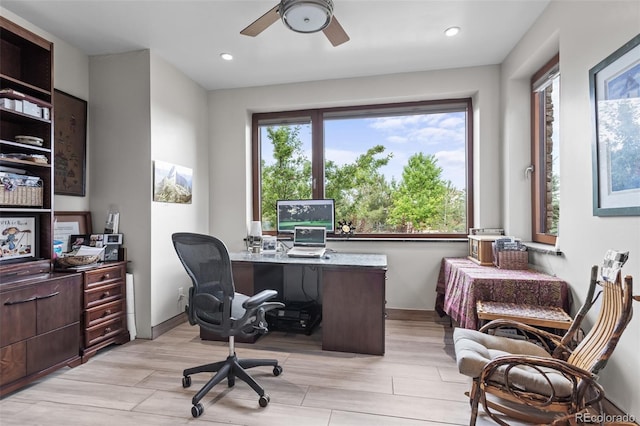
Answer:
[178,286,184,300]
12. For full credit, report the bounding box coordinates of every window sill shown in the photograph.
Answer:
[523,241,563,256]
[327,237,468,243]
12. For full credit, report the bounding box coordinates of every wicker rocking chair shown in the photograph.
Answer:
[453,264,634,425]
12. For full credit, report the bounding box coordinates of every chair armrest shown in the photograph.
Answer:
[480,355,605,409]
[242,289,279,309]
[479,319,564,354]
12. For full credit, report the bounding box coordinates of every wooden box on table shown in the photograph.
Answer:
[468,235,500,266]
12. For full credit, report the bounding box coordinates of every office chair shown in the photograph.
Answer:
[172,232,284,418]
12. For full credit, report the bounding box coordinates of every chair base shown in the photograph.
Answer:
[182,353,282,417]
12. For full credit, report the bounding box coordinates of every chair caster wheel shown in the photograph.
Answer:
[191,403,204,417]
[273,365,283,376]
[259,394,270,407]
[182,376,191,388]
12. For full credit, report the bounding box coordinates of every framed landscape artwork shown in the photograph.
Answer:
[589,34,640,216]
[153,160,193,204]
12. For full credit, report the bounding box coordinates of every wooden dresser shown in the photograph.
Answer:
[79,262,129,362]
[0,272,83,396]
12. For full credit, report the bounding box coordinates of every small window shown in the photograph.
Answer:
[531,54,560,245]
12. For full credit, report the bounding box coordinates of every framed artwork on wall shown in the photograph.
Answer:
[589,34,640,216]
[54,89,87,196]
[153,160,193,204]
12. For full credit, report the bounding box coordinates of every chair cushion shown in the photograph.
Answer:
[453,328,573,398]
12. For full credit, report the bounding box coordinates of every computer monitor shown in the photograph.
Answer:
[276,199,335,233]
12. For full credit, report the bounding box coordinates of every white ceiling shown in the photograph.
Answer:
[2,0,551,91]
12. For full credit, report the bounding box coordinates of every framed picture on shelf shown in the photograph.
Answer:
[589,34,640,216]
[262,235,277,254]
[69,234,90,251]
[0,216,38,262]
[53,211,92,252]
[89,234,104,248]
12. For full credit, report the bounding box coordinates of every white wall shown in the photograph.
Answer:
[208,65,502,311]
[501,0,640,416]
[89,51,209,338]
[89,50,153,337]
[149,54,209,327]
[0,7,91,213]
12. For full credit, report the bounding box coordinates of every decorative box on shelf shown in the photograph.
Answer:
[494,250,529,270]
[0,173,43,207]
[492,237,528,270]
[468,235,501,266]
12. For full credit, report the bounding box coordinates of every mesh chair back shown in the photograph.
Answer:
[172,233,235,320]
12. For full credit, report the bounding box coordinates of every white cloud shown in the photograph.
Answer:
[325,148,364,166]
[435,149,466,188]
[387,135,408,144]
[368,112,466,148]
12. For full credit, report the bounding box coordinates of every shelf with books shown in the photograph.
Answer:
[0,17,54,274]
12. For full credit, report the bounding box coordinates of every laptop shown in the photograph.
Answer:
[287,226,327,258]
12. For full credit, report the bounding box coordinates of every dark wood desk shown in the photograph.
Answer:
[221,252,388,355]
[435,257,571,330]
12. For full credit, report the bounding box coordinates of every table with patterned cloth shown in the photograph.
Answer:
[435,257,571,330]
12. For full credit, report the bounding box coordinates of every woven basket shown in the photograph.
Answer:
[56,255,100,267]
[0,185,43,206]
[494,250,528,270]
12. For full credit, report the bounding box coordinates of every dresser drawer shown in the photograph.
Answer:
[85,299,124,328]
[85,316,125,347]
[84,282,124,309]
[84,265,125,289]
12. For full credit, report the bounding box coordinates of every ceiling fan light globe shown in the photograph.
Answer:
[281,0,334,33]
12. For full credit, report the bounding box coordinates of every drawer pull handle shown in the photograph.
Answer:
[37,291,60,300]
[104,327,112,335]
[4,296,37,305]
[103,273,110,279]
[4,291,59,305]
[103,310,112,317]
[101,291,110,299]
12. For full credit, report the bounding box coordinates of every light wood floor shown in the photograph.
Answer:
[0,317,528,425]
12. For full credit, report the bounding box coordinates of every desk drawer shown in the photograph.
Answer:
[84,282,124,309]
[85,299,124,328]
[84,265,125,289]
[85,316,124,347]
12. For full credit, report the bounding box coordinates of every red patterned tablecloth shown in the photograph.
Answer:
[435,257,571,329]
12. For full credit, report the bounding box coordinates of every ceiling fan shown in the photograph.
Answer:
[240,0,350,47]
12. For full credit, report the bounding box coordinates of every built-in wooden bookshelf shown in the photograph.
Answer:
[0,16,54,276]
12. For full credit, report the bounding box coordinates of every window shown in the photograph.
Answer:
[252,99,473,238]
[531,55,560,245]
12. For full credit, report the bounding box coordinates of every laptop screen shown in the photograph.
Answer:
[293,226,326,247]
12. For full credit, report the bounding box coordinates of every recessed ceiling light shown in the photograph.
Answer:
[220,53,233,61]
[444,26,460,37]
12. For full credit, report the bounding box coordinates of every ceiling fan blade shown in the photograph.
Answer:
[240,4,280,37]
[322,16,350,46]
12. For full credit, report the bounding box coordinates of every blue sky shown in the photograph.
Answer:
[261,111,467,190]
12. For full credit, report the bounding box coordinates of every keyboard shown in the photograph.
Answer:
[287,247,326,258]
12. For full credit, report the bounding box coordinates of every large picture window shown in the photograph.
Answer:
[252,99,473,238]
